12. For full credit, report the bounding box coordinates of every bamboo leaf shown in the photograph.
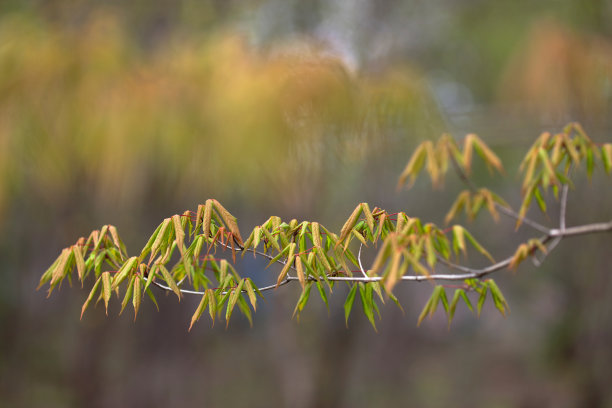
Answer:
[73,245,86,283]
[398,143,427,188]
[417,291,434,327]
[244,278,258,311]
[477,286,488,317]
[133,275,142,319]
[225,279,244,327]
[159,265,181,300]
[316,281,329,311]
[236,295,253,327]
[101,271,112,315]
[461,227,494,263]
[202,200,213,239]
[212,199,243,246]
[111,257,138,290]
[344,284,358,327]
[361,203,375,234]
[295,255,306,288]
[189,291,210,331]
[337,204,363,247]
[149,218,171,264]
[81,276,102,319]
[359,283,377,331]
[533,186,547,213]
[601,144,612,174]
[276,243,296,288]
[120,276,135,316]
[459,289,473,312]
[292,281,313,320]
[207,289,217,326]
[108,225,127,256]
[172,214,186,254]
[487,279,510,316]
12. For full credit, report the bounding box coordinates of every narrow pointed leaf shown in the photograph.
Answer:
[344,284,358,327]
[81,276,102,319]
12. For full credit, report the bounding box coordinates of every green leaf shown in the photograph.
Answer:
[316,280,329,311]
[225,279,244,327]
[487,280,510,316]
[477,286,488,317]
[146,287,159,312]
[236,295,253,327]
[398,142,428,188]
[119,276,135,316]
[276,243,296,288]
[81,276,102,319]
[459,289,473,312]
[601,144,612,174]
[448,289,463,326]
[359,283,377,331]
[292,281,313,320]
[189,291,210,331]
[111,257,138,291]
[149,218,171,263]
[344,284,358,327]
[533,186,547,213]
[461,226,494,263]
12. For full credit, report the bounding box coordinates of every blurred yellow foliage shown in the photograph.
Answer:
[0,11,440,221]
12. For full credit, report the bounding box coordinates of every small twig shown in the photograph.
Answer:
[536,184,569,264]
[357,243,368,278]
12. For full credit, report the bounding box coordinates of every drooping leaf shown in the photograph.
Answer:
[344,284,358,327]
[81,276,102,319]
[189,291,210,331]
[101,271,112,315]
[292,281,313,320]
[337,204,363,247]
[359,283,377,331]
[120,276,135,316]
[276,243,296,288]
[133,275,142,319]
[159,265,181,300]
[244,278,258,311]
[212,199,243,246]
[225,279,244,328]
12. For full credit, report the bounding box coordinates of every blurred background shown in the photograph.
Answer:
[1,1,612,407]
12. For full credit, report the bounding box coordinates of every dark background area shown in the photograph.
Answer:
[1,1,611,407]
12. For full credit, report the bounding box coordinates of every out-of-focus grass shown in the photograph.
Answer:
[0,10,441,223]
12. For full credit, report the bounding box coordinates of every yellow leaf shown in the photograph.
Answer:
[202,200,213,239]
[212,199,243,246]
[159,265,182,300]
[101,271,112,315]
[337,204,363,247]
[189,291,210,331]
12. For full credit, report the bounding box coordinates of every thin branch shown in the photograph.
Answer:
[541,184,569,259]
[149,216,612,297]
[357,243,368,278]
